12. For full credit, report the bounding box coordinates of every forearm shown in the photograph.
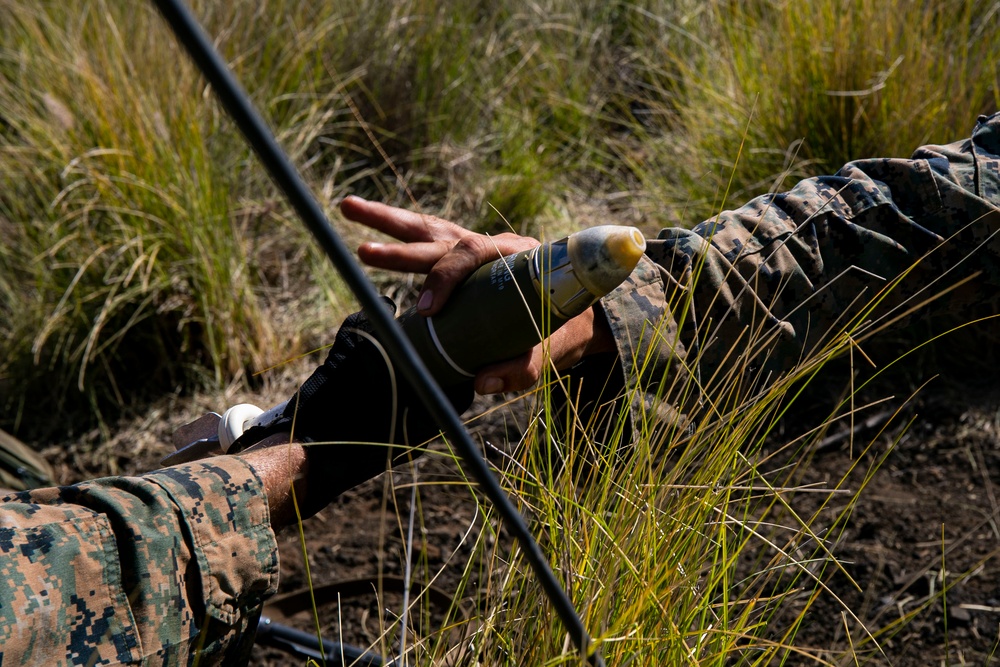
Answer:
[656,114,1000,382]
[238,437,309,529]
[582,112,1000,434]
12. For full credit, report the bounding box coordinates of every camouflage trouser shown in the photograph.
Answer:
[0,458,277,666]
[596,112,1000,437]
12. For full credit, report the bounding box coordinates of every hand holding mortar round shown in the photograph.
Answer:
[211,224,647,459]
[400,225,647,386]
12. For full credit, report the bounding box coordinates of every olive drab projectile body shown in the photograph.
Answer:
[400,225,647,386]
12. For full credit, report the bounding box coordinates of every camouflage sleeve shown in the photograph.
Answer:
[595,111,1000,435]
[0,456,279,666]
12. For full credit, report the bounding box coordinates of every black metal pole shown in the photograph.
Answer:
[150,2,603,665]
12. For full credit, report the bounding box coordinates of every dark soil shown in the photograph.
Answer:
[772,388,1000,666]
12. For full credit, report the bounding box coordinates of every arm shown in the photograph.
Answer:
[0,440,332,666]
[0,452,289,666]
[340,113,1000,433]
[614,111,1000,424]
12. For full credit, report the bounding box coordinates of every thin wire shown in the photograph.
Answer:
[150,2,603,665]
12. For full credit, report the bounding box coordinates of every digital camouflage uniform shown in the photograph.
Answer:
[1,112,998,665]
[598,111,1000,437]
[0,458,277,666]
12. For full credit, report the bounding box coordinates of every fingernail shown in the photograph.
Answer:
[480,377,504,394]
[417,290,433,312]
[346,194,366,202]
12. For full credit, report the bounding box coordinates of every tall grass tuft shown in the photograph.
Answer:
[0,3,282,433]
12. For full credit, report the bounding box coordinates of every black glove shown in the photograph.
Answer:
[237,298,473,516]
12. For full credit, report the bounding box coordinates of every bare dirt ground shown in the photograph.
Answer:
[769,385,1000,666]
[40,366,1000,666]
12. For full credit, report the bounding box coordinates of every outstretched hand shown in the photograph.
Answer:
[340,196,616,395]
[341,195,538,315]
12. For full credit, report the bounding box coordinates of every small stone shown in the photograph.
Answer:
[948,605,972,625]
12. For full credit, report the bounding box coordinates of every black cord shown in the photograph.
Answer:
[256,616,383,666]
[150,2,604,665]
